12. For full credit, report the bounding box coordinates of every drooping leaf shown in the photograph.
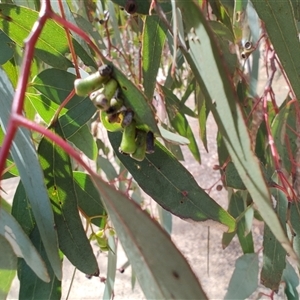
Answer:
[222,191,254,253]
[73,171,106,227]
[12,183,60,299]
[161,85,201,162]
[0,208,49,282]
[0,67,61,280]
[225,253,259,299]
[0,236,17,299]
[251,1,300,100]
[282,260,299,300]
[175,1,297,259]
[142,15,166,100]
[261,189,287,292]
[108,131,236,232]
[18,228,62,299]
[90,173,208,299]
[0,4,96,69]
[38,121,99,276]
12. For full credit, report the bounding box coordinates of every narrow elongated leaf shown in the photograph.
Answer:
[161,85,201,162]
[12,181,62,298]
[176,1,297,259]
[225,253,259,299]
[0,67,61,280]
[0,208,49,282]
[38,122,99,276]
[18,227,62,300]
[91,173,208,299]
[0,236,17,299]
[261,189,287,291]
[0,4,96,69]
[251,1,300,100]
[108,131,236,232]
[222,191,254,253]
[282,260,299,300]
[142,15,166,100]
[73,171,106,227]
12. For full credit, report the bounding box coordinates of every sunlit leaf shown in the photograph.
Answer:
[38,122,99,276]
[0,67,61,280]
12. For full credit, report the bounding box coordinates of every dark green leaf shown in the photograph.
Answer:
[18,226,62,300]
[90,173,208,299]
[161,85,201,162]
[73,171,106,227]
[38,122,99,276]
[108,131,236,232]
[0,29,15,64]
[261,189,287,291]
[68,124,97,160]
[0,67,61,280]
[225,253,259,299]
[108,64,160,135]
[142,15,166,100]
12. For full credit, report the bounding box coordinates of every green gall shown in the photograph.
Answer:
[119,121,137,154]
[131,130,147,161]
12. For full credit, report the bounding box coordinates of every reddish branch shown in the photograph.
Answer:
[0,0,106,179]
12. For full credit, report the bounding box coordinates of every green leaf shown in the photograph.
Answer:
[0,4,96,69]
[103,237,117,300]
[0,236,16,299]
[0,67,61,280]
[161,85,201,162]
[18,226,62,300]
[38,122,99,276]
[290,201,300,259]
[107,63,160,135]
[108,131,236,232]
[223,191,254,253]
[176,1,297,260]
[68,124,98,160]
[97,156,118,181]
[225,253,259,299]
[282,260,299,300]
[251,1,300,100]
[73,171,106,227]
[158,124,190,145]
[0,29,15,64]
[90,173,208,299]
[142,15,166,100]
[0,208,49,282]
[31,69,97,137]
[261,189,287,291]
